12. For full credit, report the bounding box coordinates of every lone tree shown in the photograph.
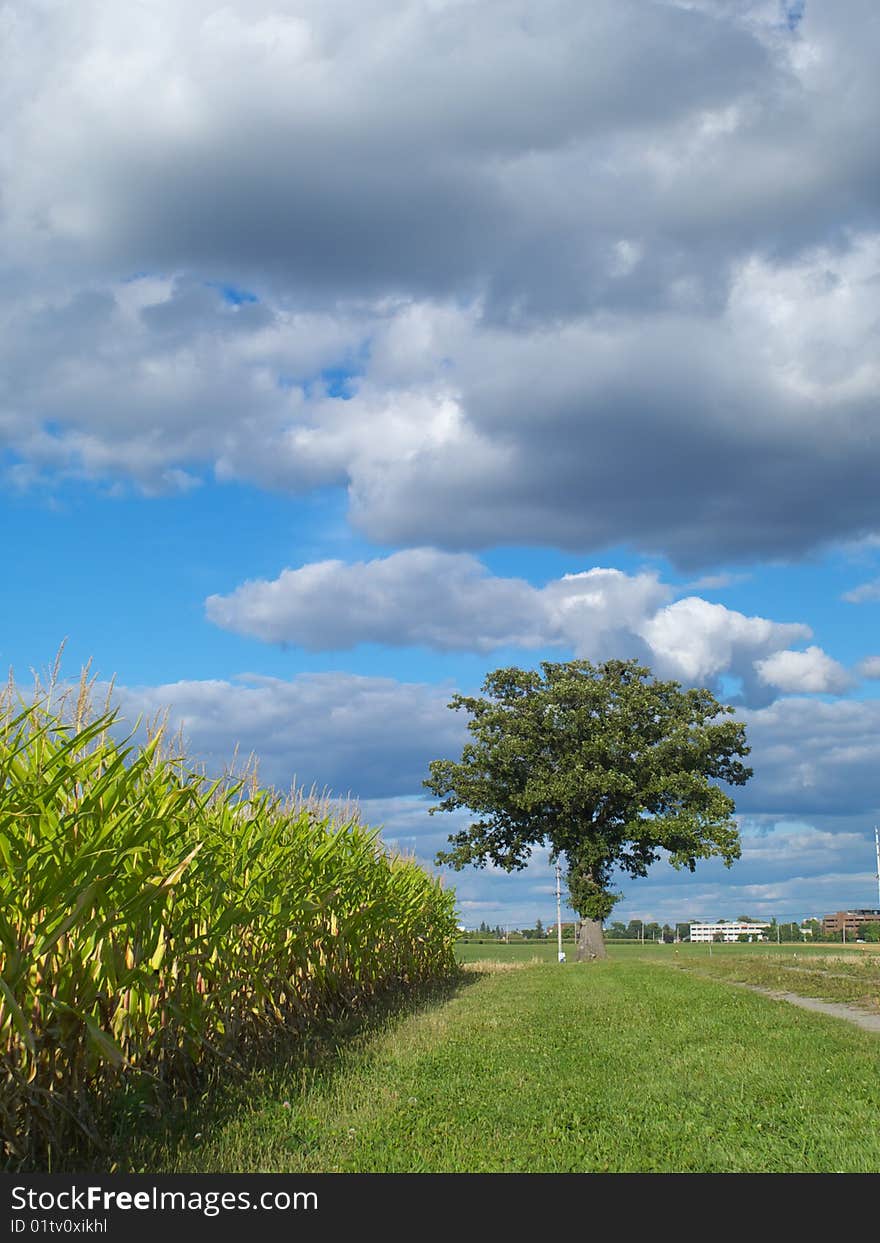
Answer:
[425,659,752,961]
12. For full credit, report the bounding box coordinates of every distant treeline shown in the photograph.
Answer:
[458,918,879,944]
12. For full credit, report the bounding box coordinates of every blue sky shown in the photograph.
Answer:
[3,0,880,930]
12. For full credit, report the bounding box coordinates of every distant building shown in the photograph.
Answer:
[821,909,880,938]
[689,920,769,943]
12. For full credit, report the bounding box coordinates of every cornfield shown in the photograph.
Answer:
[0,675,459,1169]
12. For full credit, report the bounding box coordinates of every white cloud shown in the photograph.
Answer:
[610,817,880,927]
[543,569,672,658]
[638,596,810,687]
[857,655,880,680]
[683,572,750,592]
[207,553,845,704]
[206,550,554,652]
[206,555,672,655]
[843,578,880,604]
[754,645,851,694]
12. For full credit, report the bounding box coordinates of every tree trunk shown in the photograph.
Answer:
[576,917,607,961]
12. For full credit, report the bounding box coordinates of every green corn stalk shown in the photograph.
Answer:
[1,683,458,1170]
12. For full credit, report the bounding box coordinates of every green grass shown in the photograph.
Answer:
[456,940,580,964]
[456,939,871,963]
[131,955,880,1173]
[627,942,880,1013]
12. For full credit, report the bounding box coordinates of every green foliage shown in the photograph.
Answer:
[426,659,751,923]
[858,923,880,942]
[0,690,458,1170]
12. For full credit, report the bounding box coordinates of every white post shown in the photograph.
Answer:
[556,859,564,962]
[875,826,880,909]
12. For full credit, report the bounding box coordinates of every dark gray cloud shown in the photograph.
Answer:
[2,1,880,563]
[2,1,772,299]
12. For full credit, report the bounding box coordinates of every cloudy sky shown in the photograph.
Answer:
[4,0,880,929]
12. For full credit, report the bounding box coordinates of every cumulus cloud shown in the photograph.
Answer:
[206,550,558,652]
[447,816,880,927]
[753,645,851,694]
[1,2,879,563]
[206,552,846,703]
[857,655,880,680]
[637,596,810,693]
[0,275,371,492]
[206,554,671,655]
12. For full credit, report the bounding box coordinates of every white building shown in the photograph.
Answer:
[689,920,769,943]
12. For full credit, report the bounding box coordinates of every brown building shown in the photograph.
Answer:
[821,909,880,938]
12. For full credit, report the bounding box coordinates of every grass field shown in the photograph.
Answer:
[456,939,876,963]
[459,941,880,1013]
[130,948,880,1174]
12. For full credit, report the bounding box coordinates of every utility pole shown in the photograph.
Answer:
[875,826,880,908]
[556,859,563,963]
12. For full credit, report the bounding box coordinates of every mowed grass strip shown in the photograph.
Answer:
[633,945,880,1014]
[459,941,880,1014]
[147,959,880,1173]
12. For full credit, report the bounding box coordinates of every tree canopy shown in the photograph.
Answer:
[425,659,752,959]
